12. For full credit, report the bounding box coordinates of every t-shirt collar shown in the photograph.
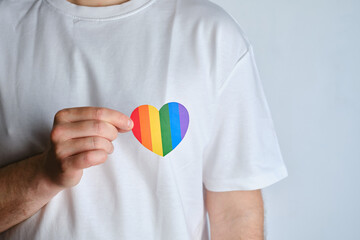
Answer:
[45,0,157,21]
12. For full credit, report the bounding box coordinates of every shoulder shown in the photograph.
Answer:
[0,0,41,28]
[178,0,250,59]
[0,0,39,14]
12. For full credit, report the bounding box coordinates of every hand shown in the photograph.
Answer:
[42,107,133,189]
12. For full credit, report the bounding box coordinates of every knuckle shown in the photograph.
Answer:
[81,150,107,168]
[50,125,64,142]
[93,121,103,135]
[54,109,68,121]
[82,152,93,168]
[94,108,104,121]
[90,137,100,149]
[53,144,64,159]
[91,137,112,153]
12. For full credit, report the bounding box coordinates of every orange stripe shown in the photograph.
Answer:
[139,105,152,151]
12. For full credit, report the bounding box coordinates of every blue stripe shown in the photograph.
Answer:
[168,102,182,149]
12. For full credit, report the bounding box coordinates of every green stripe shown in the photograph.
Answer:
[160,104,172,156]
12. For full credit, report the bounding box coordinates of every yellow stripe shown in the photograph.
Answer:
[148,105,163,156]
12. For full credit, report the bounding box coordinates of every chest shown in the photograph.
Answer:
[0,20,216,165]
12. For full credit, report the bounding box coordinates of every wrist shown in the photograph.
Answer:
[30,151,64,199]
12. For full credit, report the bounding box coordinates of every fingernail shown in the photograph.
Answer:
[128,119,133,128]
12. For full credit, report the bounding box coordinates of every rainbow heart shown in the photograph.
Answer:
[130,102,189,157]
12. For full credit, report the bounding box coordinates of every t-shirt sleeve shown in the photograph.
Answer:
[202,44,289,192]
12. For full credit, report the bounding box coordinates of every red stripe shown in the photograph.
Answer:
[130,107,142,143]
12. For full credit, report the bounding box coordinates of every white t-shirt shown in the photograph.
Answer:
[0,0,288,239]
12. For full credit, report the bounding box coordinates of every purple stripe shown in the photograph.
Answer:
[178,103,189,139]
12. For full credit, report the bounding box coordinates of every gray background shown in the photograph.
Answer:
[210,0,360,239]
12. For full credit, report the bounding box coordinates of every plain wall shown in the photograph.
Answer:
[210,0,360,239]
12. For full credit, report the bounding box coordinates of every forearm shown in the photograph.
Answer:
[206,189,264,240]
[209,207,264,240]
[0,152,62,233]
[0,107,131,233]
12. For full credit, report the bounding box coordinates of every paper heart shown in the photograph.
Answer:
[130,102,189,157]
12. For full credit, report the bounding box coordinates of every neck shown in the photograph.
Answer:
[67,0,130,7]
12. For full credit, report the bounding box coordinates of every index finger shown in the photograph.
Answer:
[54,107,133,131]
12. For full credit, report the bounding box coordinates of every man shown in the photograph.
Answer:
[0,0,288,239]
